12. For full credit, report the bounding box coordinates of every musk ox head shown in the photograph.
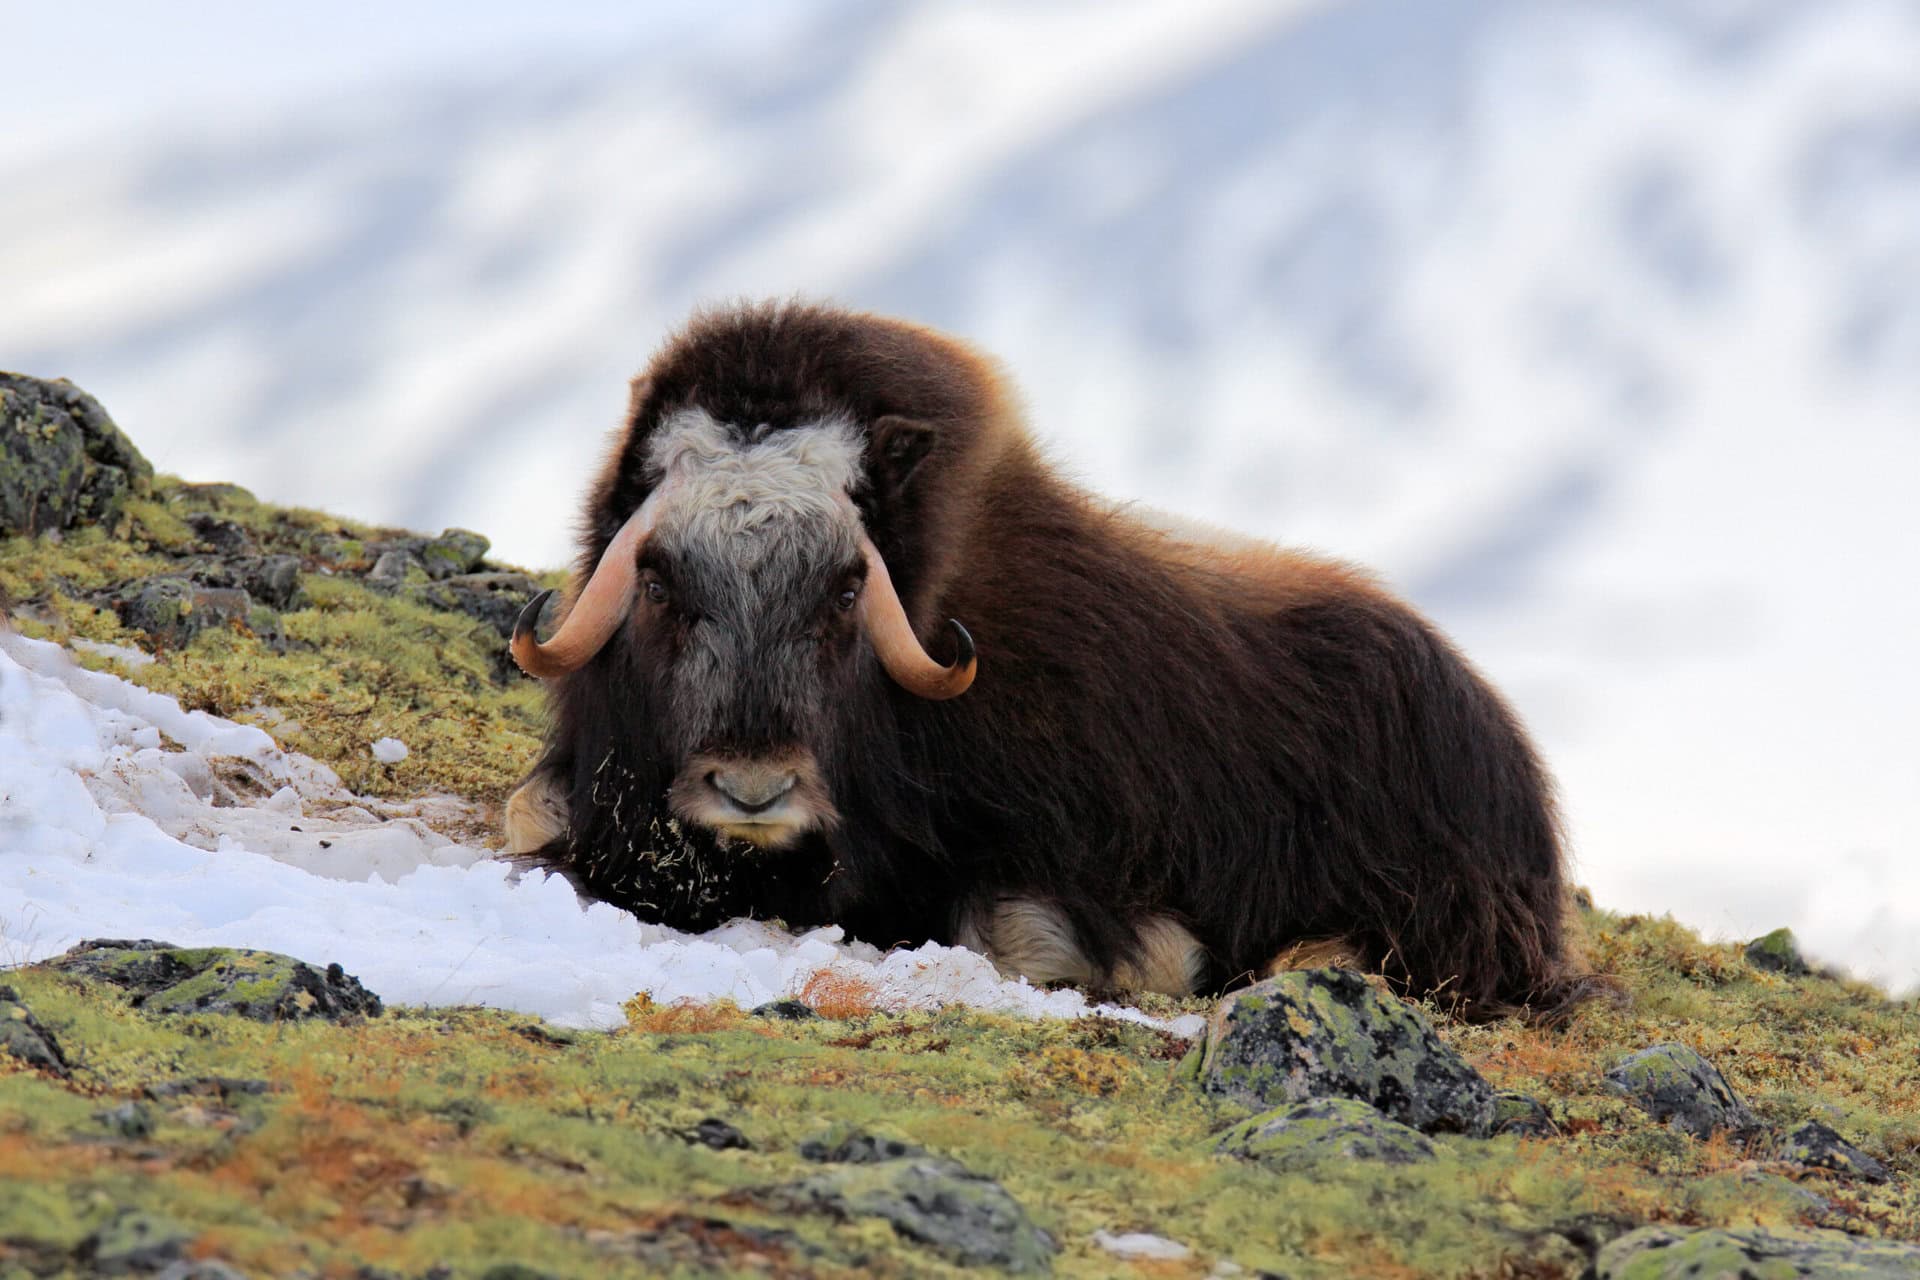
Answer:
[510,397,974,851]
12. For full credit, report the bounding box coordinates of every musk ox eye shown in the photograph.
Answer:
[644,579,669,606]
[836,586,859,612]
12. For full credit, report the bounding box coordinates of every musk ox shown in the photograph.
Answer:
[506,301,1601,1020]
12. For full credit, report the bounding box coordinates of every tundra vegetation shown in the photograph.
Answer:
[3,377,1916,1277]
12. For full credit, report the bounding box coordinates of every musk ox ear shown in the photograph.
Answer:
[870,414,936,495]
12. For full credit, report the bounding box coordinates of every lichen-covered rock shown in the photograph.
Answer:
[48,939,383,1023]
[404,571,540,639]
[1779,1120,1890,1183]
[116,577,254,647]
[776,1157,1056,1272]
[1215,1097,1439,1170]
[421,528,491,579]
[1746,927,1813,976]
[1190,968,1496,1136]
[1491,1091,1559,1138]
[1603,1043,1757,1139]
[367,546,427,586]
[1594,1224,1920,1278]
[0,372,152,537]
[241,553,306,611]
[801,1128,927,1165]
[1,984,71,1076]
[77,1209,191,1275]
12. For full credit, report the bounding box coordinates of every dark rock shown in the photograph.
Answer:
[1779,1119,1890,1183]
[403,571,538,639]
[680,1117,751,1151]
[752,998,820,1021]
[1190,968,1496,1136]
[96,1101,157,1140]
[1216,1097,1438,1170]
[117,578,254,647]
[776,1157,1056,1272]
[801,1130,926,1165]
[1490,1091,1559,1138]
[240,554,306,611]
[49,939,382,1023]
[0,984,71,1076]
[1594,1224,1920,1278]
[77,1209,191,1275]
[1746,927,1813,976]
[184,513,257,558]
[0,373,152,537]
[421,528,491,579]
[142,1077,271,1102]
[1603,1043,1757,1139]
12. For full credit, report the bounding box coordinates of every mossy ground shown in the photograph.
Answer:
[0,477,560,811]
[3,484,1916,1277]
[3,913,1917,1279]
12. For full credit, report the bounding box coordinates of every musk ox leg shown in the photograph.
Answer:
[503,769,569,855]
[1110,917,1207,997]
[955,898,1097,988]
[1264,937,1363,977]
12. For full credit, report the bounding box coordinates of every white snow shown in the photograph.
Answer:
[369,736,409,765]
[0,631,1206,1034]
[1093,1231,1194,1262]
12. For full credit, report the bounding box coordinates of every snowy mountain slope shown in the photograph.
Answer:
[3,0,1917,988]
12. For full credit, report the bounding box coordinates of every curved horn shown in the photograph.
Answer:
[510,491,664,679]
[856,534,976,700]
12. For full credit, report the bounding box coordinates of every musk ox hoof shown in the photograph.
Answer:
[1215,1097,1439,1170]
[1602,1043,1757,1140]
[47,939,383,1024]
[1190,968,1497,1136]
[1593,1225,1920,1279]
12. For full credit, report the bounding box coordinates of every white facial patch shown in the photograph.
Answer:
[647,408,865,568]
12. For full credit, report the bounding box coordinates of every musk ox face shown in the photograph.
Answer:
[511,404,977,850]
[643,408,867,847]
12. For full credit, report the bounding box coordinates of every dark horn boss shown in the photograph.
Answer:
[507,300,1600,1020]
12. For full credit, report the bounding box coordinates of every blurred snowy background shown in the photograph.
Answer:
[3,0,1916,990]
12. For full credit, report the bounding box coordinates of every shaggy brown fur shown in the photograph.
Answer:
[519,300,1607,1020]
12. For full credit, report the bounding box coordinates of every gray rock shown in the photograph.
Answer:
[184,513,256,558]
[1746,927,1813,976]
[78,1209,191,1275]
[1,984,71,1077]
[680,1117,751,1151]
[1190,968,1496,1136]
[117,578,254,648]
[49,939,383,1023]
[777,1157,1056,1272]
[1491,1091,1559,1138]
[1594,1224,1920,1278]
[96,1101,157,1140]
[752,998,820,1022]
[241,554,307,611]
[1215,1097,1438,1170]
[1779,1120,1890,1183]
[1603,1043,1757,1139]
[421,527,490,579]
[801,1129,927,1165]
[403,571,539,639]
[0,373,152,537]
[367,547,424,586]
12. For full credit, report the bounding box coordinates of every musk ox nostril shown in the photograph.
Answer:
[708,767,798,815]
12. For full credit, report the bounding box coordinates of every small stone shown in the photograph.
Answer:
[78,1209,191,1275]
[1603,1043,1757,1139]
[370,737,409,765]
[1215,1097,1439,1170]
[421,528,491,579]
[1190,968,1496,1136]
[96,1101,157,1140]
[800,1129,925,1164]
[1746,927,1812,976]
[367,548,424,586]
[1490,1091,1558,1138]
[241,554,306,610]
[1779,1119,1890,1183]
[680,1117,752,1150]
[1092,1231,1191,1261]
[776,1156,1056,1272]
[751,998,820,1021]
[1,984,71,1077]
[1594,1224,1920,1278]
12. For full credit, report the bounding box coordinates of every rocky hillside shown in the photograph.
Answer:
[4,376,1918,1278]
